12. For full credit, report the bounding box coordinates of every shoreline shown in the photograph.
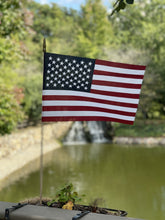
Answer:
[113,136,165,146]
[0,124,165,190]
[0,122,72,190]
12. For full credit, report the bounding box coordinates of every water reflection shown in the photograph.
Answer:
[0,144,165,220]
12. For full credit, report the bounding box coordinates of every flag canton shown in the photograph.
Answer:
[43,53,95,92]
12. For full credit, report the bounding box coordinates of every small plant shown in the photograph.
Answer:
[47,183,84,207]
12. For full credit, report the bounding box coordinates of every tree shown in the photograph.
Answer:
[111,0,165,119]
[75,0,114,58]
[0,0,31,134]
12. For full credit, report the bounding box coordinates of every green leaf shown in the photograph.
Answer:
[126,0,134,4]
[119,1,126,10]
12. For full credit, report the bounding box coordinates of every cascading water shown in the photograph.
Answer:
[63,121,112,145]
[63,121,88,145]
[86,121,109,143]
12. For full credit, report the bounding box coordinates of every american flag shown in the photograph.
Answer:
[42,52,146,124]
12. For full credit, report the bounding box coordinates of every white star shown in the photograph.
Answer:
[84,65,87,68]
[52,60,56,64]
[72,66,75,70]
[64,66,67,69]
[61,84,64,87]
[87,75,90,78]
[51,74,54,77]
[87,69,91,72]
[67,69,71,73]
[85,81,89,84]
[55,71,58,74]
[83,71,86,75]
[51,67,55,71]
[57,57,60,61]
[68,63,72,66]
[56,64,59,68]
[74,76,77,80]
[47,70,50,73]
[59,74,62,78]
[48,63,51,67]
[46,76,50,80]
[63,72,66,75]
[50,80,53,83]
[46,83,49,87]
[65,59,68,62]
[85,87,88,90]
[59,68,62,72]
[49,56,52,60]
[81,61,84,64]
[66,81,69,84]
[54,83,57,87]
[82,78,85,81]
[73,60,76,63]
[58,80,61,84]
[60,61,64,65]
[69,84,72,88]
[76,64,80,67]
[75,70,78,74]
[77,85,80,89]
[80,68,83,71]
[89,62,92,65]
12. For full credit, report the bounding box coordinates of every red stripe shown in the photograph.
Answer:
[92,80,142,89]
[90,89,140,99]
[42,106,136,117]
[95,59,146,70]
[93,70,144,79]
[42,116,134,125]
[42,95,138,108]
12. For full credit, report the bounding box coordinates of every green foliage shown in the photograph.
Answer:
[1,0,165,134]
[0,84,24,135]
[47,183,84,206]
[75,0,114,58]
[113,120,165,137]
[21,74,42,124]
[111,0,134,16]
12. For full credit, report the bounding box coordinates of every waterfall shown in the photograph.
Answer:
[63,121,112,145]
[86,121,109,143]
[63,121,88,145]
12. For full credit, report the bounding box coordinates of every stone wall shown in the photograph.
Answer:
[0,122,72,160]
[0,122,72,185]
[113,136,165,146]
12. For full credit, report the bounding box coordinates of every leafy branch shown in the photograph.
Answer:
[111,0,134,16]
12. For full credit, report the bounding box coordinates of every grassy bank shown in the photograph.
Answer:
[113,120,165,137]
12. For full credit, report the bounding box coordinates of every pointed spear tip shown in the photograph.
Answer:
[43,38,46,53]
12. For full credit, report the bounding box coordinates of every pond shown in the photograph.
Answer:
[0,143,165,220]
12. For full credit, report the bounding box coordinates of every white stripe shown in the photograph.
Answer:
[42,111,135,121]
[42,90,139,104]
[93,75,143,84]
[95,64,145,75]
[42,100,137,113]
[91,85,141,94]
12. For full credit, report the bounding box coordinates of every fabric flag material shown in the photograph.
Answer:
[42,52,146,124]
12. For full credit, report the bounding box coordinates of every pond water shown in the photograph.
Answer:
[0,143,165,220]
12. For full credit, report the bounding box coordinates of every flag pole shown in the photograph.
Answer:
[40,38,46,205]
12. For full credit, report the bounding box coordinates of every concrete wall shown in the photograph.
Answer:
[0,122,72,160]
[0,122,72,188]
